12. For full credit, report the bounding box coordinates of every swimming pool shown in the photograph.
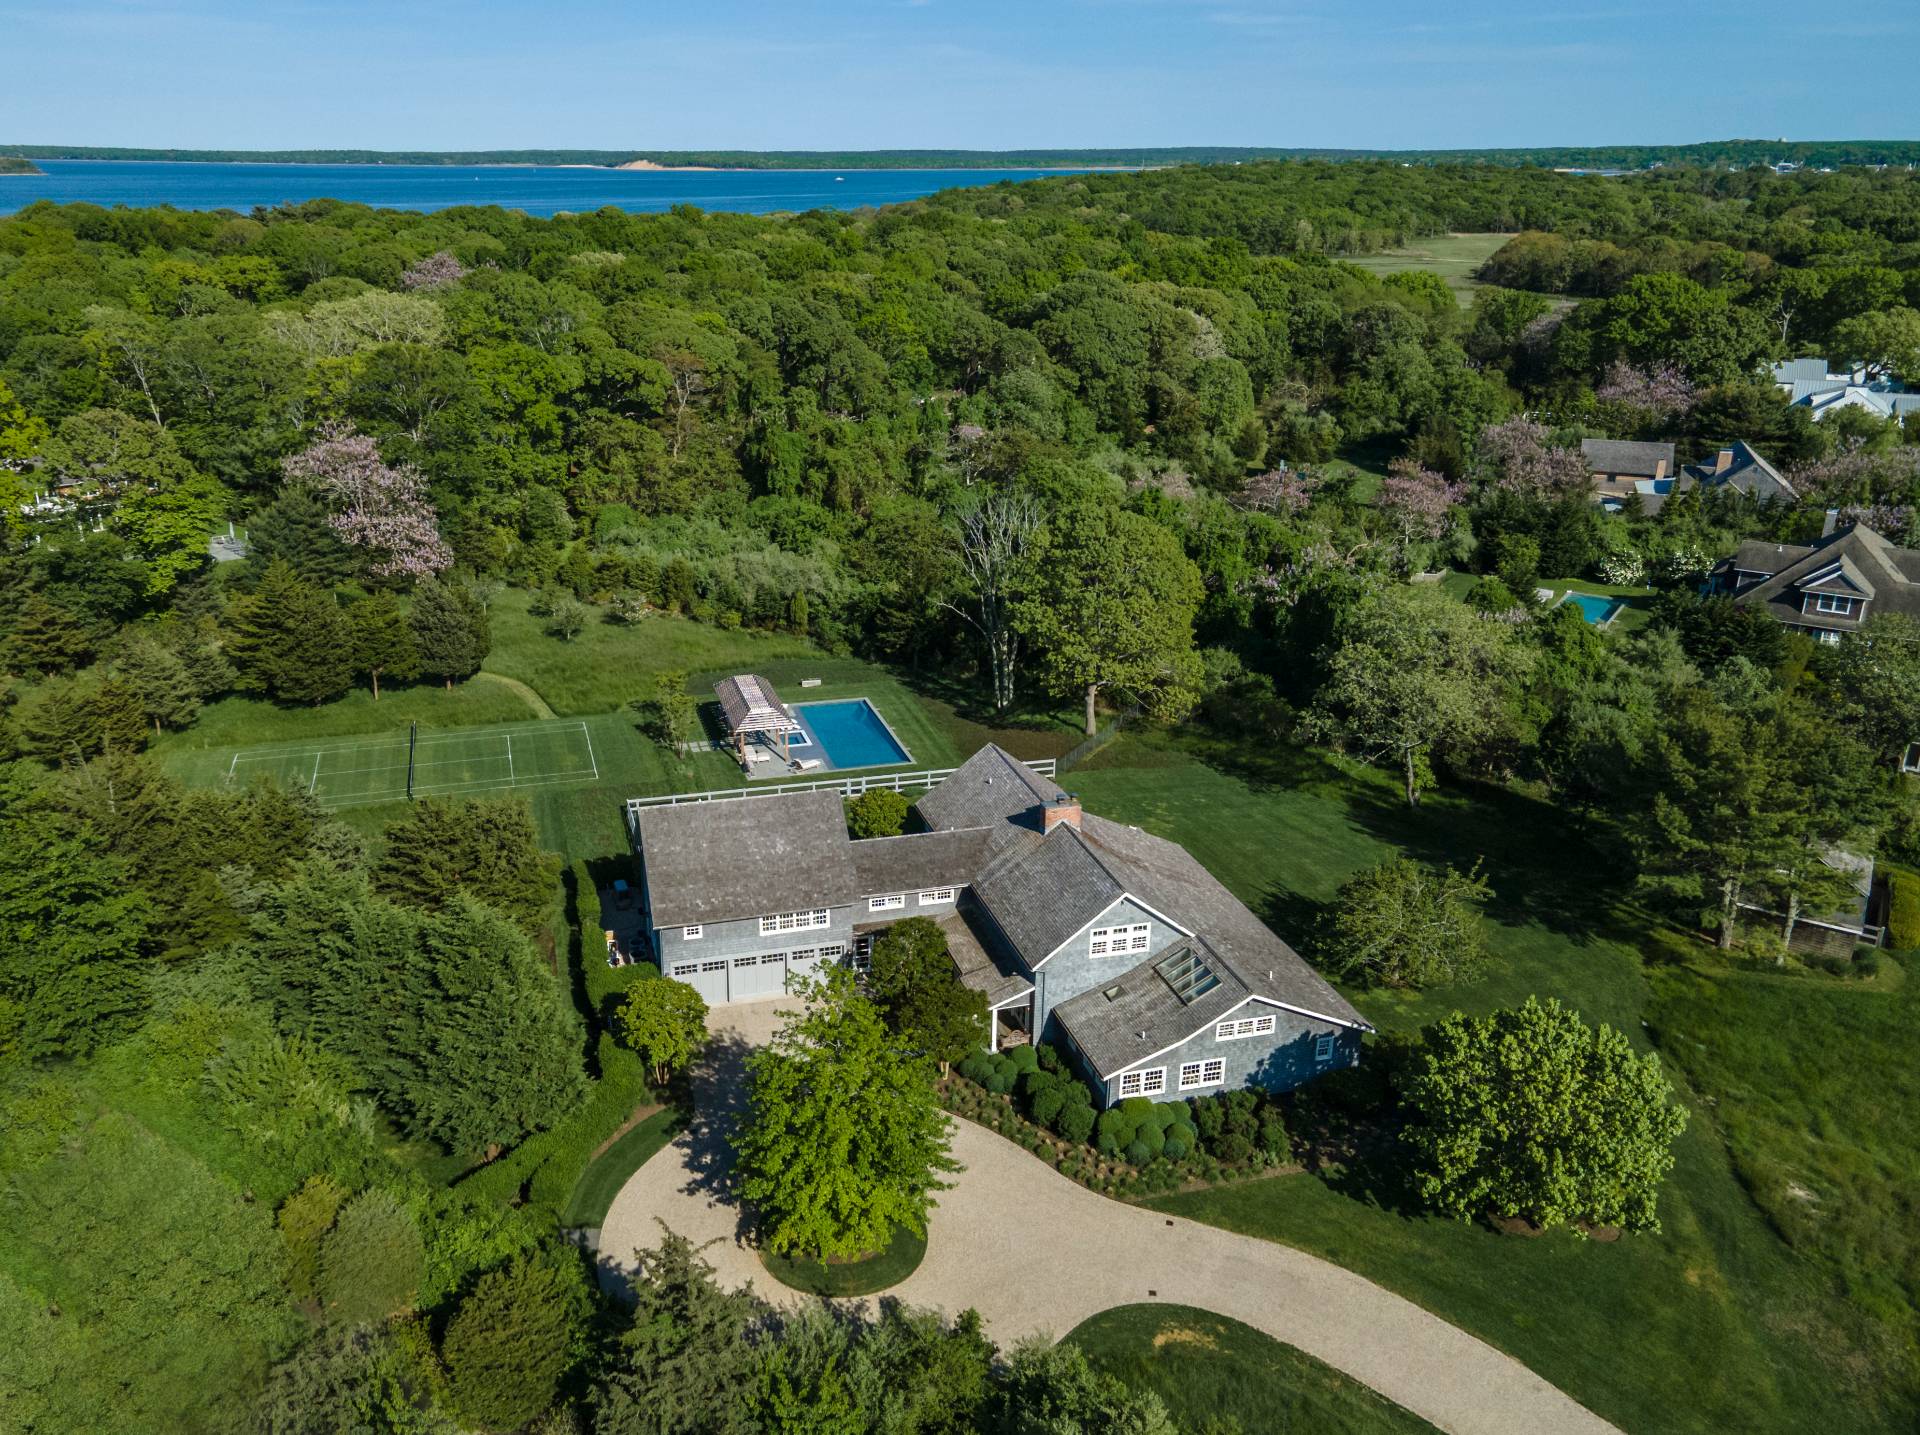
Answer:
[1560,591,1625,626]
[794,699,912,770]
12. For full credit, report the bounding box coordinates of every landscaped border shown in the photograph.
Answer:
[759,1223,928,1297]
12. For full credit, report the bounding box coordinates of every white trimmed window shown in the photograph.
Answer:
[699,959,727,974]
[1812,593,1855,615]
[869,894,906,912]
[819,943,846,960]
[1216,1014,1277,1042]
[917,887,956,906]
[1905,743,1920,774]
[1090,922,1152,957]
[1814,629,1842,646]
[681,925,702,941]
[760,908,831,935]
[671,962,699,979]
[1314,1034,1336,1063]
[1178,1059,1226,1091]
[1118,1067,1167,1098]
[732,954,757,969]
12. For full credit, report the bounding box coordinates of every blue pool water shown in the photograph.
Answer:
[1561,592,1625,625]
[796,699,911,770]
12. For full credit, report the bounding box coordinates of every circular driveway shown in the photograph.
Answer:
[598,999,1619,1435]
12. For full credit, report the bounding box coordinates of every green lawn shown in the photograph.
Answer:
[760,1223,928,1297]
[1065,730,1912,1435]
[561,1107,681,1228]
[1435,571,1658,633]
[1345,232,1511,305]
[1067,1304,1439,1435]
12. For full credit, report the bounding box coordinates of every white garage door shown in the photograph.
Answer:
[730,950,788,1000]
[668,956,730,1006]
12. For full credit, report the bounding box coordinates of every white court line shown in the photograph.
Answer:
[315,768,600,807]
[310,750,323,794]
[583,724,599,780]
[223,719,589,766]
[226,751,239,783]
[506,734,515,781]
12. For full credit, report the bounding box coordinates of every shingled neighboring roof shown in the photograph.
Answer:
[1683,441,1796,503]
[850,828,995,897]
[638,791,855,926]
[1582,438,1675,477]
[970,827,1125,962]
[1052,936,1260,1078]
[940,909,1033,1009]
[1724,523,1920,631]
[915,743,1056,837]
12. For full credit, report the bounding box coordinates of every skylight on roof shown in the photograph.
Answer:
[1155,946,1219,1005]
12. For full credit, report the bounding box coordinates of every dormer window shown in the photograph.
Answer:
[1811,594,1857,616]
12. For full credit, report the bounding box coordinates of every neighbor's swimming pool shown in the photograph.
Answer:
[1560,591,1625,625]
[794,699,912,770]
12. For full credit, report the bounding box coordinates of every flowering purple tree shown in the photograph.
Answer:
[1380,459,1467,550]
[282,423,452,579]
[398,250,469,292]
[1596,362,1698,418]
[1240,467,1320,515]
[1788,445,1920,514]
[1474,417,1590,499]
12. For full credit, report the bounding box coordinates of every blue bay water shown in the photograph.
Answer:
[0,159,1084,216]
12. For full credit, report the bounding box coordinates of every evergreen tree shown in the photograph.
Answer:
[275,1174,347,1303]
[987,1342,1177,1435]
[442,1252,583,1430]
[225,560,354,704]
[347,592,419,700]
[318,1188,423,1326]
[374,796,555,933]
[0,762,150,1064]
[111,637,202,733]
[246,484,363,587]
[592,1231,763,1435]
[10,591,92,675]
[410,578,488,689]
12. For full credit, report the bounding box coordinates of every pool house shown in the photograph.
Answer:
[714,673,806,771]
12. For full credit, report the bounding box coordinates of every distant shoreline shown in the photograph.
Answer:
[15,156,1124,174]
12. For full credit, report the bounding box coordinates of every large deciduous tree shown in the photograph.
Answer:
[735,967,955,1258]
[867,916,988,1073]
[1013,502,1205,734]
[1403,997,1688,1233]
[617,978,710,1085]
[1307,584,1531,806]
[942,486,1039,714]
[1317,857,1492,989]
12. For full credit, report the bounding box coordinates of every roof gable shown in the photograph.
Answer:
[915,743,1056,836]
[638,791,856,926]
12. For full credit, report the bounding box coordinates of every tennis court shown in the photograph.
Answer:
[223,719,599,808]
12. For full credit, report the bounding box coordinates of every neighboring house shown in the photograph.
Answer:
[1711,519,1920,647]
[1680,441,1797,504]
[1735,848,1883,956]
[630,744,1372,1106]
[1770,356,1920,423]
[1582,438,1676,511]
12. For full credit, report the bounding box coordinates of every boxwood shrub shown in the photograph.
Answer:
[1056,1102,1095,1143]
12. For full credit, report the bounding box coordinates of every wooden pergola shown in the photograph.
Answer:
[713,673,804,769]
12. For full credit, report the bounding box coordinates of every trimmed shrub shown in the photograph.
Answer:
[1170,1119,1200,1150]
[1030,1084,1068,1128]
[1096,1107,1136,1152]
[1216,1133,1254,1165]
[1133,1123,1166,1158]
[1888,867,1920,951]
[984,1055,1018,1094]
[1019,1069,1060,1102]
[1124,1138,1154,1165]
[1057,1102,1095,1144]
[1008,1045,1040,1075]
[1189,1094,1224,1143]
[1036,1043,1065,1075]
[1258,1107,1291,1161]
[1162,1136,1189,1161]
[958,1051,992,1084]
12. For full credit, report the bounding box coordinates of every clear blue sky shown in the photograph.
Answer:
[1,0,1912,152]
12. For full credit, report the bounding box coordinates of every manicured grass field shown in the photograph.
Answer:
[1345,232,1511,304]
[1067,1304,1440,1434]
[1066,730,1912,1435]
[561,1108,682,1228]
[760,1223,928,1297]
[1436,571,1658,632]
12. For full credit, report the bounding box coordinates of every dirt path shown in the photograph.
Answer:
[471,670,558,719]
[598,1001,1621,1435]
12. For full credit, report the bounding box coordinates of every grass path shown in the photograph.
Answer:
[470,670,558,719]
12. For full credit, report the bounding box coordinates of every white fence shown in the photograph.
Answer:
[625,759,1057,838]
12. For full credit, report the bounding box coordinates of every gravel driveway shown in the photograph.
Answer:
[598,999,1620,1435]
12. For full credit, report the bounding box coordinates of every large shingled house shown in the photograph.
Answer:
[630,745,1371,1106]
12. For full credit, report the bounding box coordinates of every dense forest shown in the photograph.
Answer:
[3,157,1920,1433]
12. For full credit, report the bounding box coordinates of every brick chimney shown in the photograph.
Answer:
[1042,792,1082,834]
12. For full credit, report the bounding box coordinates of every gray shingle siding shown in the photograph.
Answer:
[653,905,853,965]
[1099,1005,1361,1108]
[1030,896,1187,1039]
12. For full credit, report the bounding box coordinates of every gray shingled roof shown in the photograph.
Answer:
[1683,441,1796,503]
[1052,936,1259,1077]
[940,908,1033,1009]
[850,828,995,897]
[914,743,1057,837]
[638,791,855,926]
[1581,438,1675,477]
[1723,524,1920,631]
[713,673,802,737]
[970,827,1125,963]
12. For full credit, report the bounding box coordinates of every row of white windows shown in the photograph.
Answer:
[1810,593,1857,615]
[669,943,845,979]
[1115,1035,1338,1098]
[760,908,831,936]
[1090,922,1151,957]
[868,887,956,913]
[1216,1014,1277,1042]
